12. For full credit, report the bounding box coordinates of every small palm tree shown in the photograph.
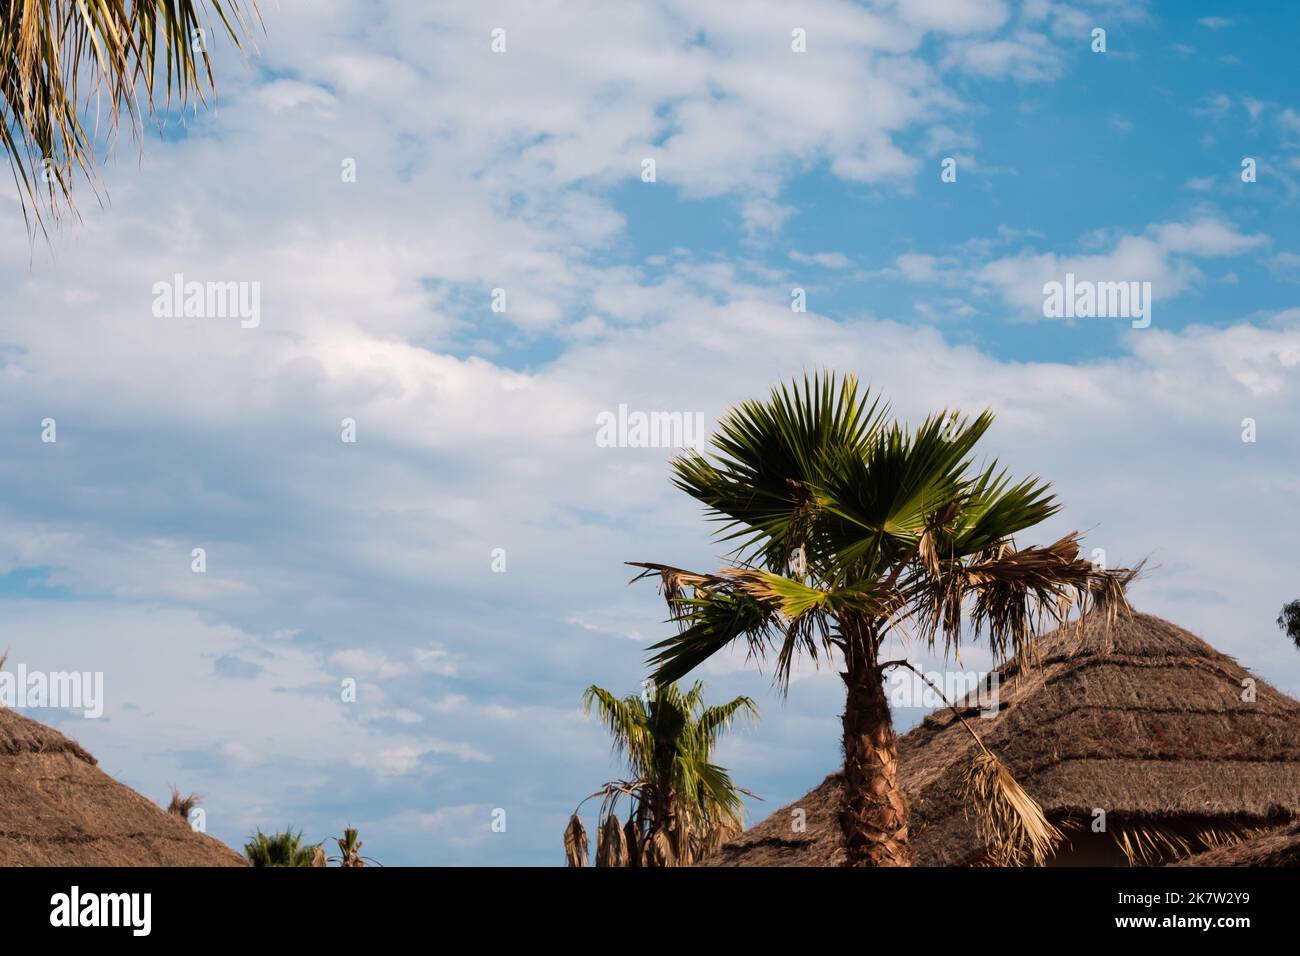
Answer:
[1279,600,1300,651]
[0,1,259,230]
[243,828,319,867]
[330,827,378,867]
[633,373,1131,866]
[566,681,757,867]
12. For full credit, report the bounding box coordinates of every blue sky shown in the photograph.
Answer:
[2,0,1299,865]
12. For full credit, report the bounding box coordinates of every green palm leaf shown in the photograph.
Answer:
[639,373,1131,688]
[573,679,758,865]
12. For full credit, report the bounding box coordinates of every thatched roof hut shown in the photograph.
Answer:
[708,612,1300,866]
[0,706,247,866]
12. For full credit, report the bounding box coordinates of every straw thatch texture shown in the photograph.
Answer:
[1171,821,1300,867]
[0,707,247,866]
[707,613,1300,866]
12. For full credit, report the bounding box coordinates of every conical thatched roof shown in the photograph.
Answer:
[708,612,1300,866]
[0,706,247,866]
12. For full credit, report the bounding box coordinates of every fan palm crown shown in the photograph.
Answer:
[634,373,1130,866]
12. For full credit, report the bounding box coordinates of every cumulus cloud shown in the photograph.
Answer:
[892,217,1269,319]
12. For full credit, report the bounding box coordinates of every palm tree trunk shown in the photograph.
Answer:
[840,659,912,866]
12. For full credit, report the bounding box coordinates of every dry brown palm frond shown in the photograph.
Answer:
[699,820,742,859]
[334,826,366,867]
[595,813,627,867]
[1087,558,1145,622]
[627,562,720,627]
[623,818,641,867]
[962,749,1062,866]
[647,826,675,867]
[669,819,696,867]
[627,562,718,593]
[917,528,940,579]
[166,785,201,820]
[911,532,1136,663]
[563,814,588,867]
[880,658,1059,865]
[310,845,328,867]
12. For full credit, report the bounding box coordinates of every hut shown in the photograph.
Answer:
[708,612,1300,866]
[0,705,247,865]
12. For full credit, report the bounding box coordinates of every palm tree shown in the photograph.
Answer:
[331,827,377,867]
[1279,600,1300,650]
[0,1,259,230]
[565,681,757,867]
[633,373,1131,866]
[243,828,319,867]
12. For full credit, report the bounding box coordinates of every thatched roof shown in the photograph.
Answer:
[1171,821,1300,867]
[708,612,1300,866]
[0,706,247,866]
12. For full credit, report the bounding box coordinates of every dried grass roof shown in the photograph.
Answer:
[0,706,247,866]
[708,612,1300,866]
[1171,820,1300,867]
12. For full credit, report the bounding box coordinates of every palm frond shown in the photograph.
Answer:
[575,678,757,866]
[906,533,1134,662]
[962,749,1062,866]
[582,684,653,776]
[563,814,588,867]
[645,586,784,686]
[595,813,627,867]
[1279,599,1300,651]
[695,695,759,749]
[670,372,888,569]
[0,1,261,230]
[243,828,318,867]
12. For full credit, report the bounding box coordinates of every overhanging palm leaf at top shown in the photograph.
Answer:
[0,1,260,230]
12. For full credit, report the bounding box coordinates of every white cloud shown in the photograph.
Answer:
[331,649,408,679]
[894,0,1010,34]
[1151,219,1268,256]
[1193,93,1233,119]
[790,250,852,269]
[968,217,1267,317]
[354,740,491,777]
[414,646,459,677]
[941,31,1063,82]
[1268,251,1300,280]
[896,253,944,282]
